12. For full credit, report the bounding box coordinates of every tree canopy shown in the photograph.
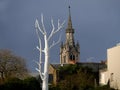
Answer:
[57,64,96,90]
[50,64,114,90]
[0,77,41,90]
[0,49,28,83]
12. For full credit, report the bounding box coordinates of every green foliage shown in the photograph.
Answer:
[56,64,98,90]
[0,78,24,90]
[23,77,41,90]
[50,85,114,90]
[0,77,41,90]
[95,85,115,90]
[49,85,61,90]
[49,64,115,90]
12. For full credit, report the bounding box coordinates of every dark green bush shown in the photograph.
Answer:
[0,77,41,90]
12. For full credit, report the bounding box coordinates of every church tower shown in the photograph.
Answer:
[60,6,80,64]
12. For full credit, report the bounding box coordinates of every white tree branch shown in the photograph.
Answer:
[34,60,40,66]
[36,46,44,53]
[48,18,55,41]
[41,14,47,35]
[54,20,65,34]
[33,60,44,80]
[35,68,44,80]
[35,25,45,81]
[35,28,44,62]
[49,33,62,49]
[35,19,45,35]
[48,19,65,41]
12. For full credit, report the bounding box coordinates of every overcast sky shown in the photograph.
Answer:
[0,0,120,72]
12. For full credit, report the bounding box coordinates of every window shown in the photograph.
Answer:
[49,74,53,83]
[69,53,75,60]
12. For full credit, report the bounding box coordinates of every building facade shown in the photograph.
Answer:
[60,6,80,64]
[100,44,120,89]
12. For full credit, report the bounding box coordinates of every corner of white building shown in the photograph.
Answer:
[99,43,120,89]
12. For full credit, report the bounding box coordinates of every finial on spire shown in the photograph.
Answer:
[69,5,70,9]
[68,5,71,18]
[68,6,71,22]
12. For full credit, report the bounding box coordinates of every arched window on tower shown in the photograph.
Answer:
[73,55,75,60]
[69,53,75,60]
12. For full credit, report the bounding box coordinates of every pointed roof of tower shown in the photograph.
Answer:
[66,6,74,33]
[68,6,72,29]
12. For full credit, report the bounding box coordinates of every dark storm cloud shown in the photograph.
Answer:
[69,0,120,61]
[0,0,120,72]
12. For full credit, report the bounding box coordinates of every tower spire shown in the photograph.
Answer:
[66,6,74,33]
[68,6,72,29]
[60,5,80,65]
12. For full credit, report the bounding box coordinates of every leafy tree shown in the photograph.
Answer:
[0,78,23,90]
[57,64,97,90]
[23,77,41,90]
[0,77,41,90]
[0,49,28,82]
[49,65,114,90]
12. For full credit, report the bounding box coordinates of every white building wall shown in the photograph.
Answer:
[107,45,120,89]
[99,70,109,85]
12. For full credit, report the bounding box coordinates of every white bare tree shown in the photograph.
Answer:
[35,14,65,90]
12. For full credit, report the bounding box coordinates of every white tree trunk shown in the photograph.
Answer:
[42,35,49,90]
[35,14,65,90]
